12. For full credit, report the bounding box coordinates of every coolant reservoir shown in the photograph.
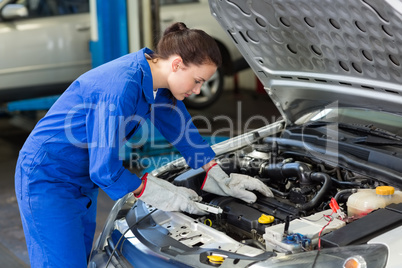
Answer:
[347,186,402,218]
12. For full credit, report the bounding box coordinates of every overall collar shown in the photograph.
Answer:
[137,47,156,104]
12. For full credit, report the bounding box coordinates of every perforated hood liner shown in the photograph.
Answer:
[209,0,402,123]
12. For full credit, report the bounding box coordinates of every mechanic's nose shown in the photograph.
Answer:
[193,84,202,95]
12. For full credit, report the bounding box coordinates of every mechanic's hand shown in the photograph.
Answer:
[135,173,206,215]
[201,164,273,203]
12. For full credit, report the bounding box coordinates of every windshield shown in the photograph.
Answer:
[295,108,402,136]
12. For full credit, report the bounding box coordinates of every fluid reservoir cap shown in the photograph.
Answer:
[376,186,395,195]
[207,255,225,264]
[258,214,274,224]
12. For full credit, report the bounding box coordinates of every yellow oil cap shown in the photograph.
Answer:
[376,186,395,195]
[258,214,274,224]
[207,255,225,264]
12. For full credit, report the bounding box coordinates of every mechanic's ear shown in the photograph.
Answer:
[172,57,182,72]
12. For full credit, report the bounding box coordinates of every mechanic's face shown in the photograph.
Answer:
[168,58,217,101]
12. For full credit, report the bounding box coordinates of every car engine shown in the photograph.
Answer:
[154,134,402,254]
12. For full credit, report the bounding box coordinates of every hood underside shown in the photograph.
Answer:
[209,0,402,123]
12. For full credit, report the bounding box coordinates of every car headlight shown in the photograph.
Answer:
[249,244,387,268]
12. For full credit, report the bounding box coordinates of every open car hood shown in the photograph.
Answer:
[209,0,402,124]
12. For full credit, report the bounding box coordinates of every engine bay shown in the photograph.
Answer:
[150,132,402,254]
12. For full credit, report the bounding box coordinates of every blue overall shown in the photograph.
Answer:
[15,48,215,267]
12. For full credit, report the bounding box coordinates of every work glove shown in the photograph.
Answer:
[135,173,206,215]
[201,164,274,203]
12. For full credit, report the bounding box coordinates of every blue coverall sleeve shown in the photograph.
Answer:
[152,95,215,169]
[84,93,142,200]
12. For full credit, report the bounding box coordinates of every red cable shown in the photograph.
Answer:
[317,213,333,250]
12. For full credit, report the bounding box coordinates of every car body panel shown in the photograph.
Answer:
[209,0,402,123]
[368,225,402,268]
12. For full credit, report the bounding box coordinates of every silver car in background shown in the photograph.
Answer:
[0,0,245,108]
[0,0,91,102]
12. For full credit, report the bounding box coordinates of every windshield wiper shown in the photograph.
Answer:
[301,121,402,145]
[338,123,402,143]
[352,135,402,146]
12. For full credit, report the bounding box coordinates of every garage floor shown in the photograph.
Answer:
[0,89,279,267]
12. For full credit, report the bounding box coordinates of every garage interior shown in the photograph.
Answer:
[2,0,402,267]
[0,2,281,265]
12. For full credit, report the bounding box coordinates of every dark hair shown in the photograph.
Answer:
[154,22,222,67]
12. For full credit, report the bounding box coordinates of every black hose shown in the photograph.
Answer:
[330,177,361,188]
[260,162,332,211]
[279,162,311,186]
[269,187,289,197]
[263,137,402,189]
[334,188,358,203]
[298,172,332,211]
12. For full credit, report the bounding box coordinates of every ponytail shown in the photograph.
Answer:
[154,22,222,67]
